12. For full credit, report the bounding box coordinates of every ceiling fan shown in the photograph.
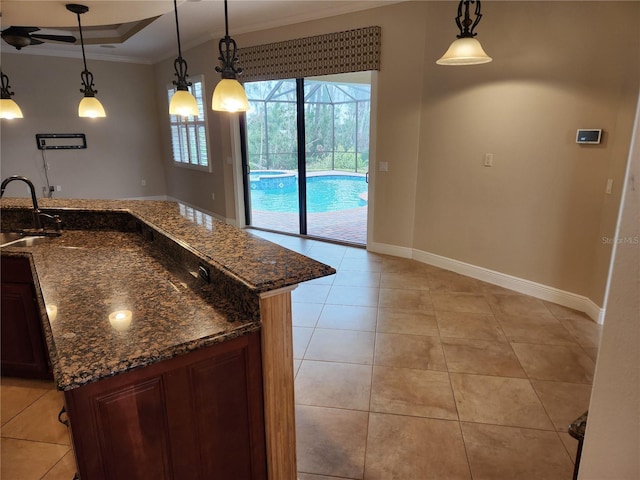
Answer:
[1,26,77,50]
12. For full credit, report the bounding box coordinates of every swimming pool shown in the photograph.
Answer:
[250,173,368,213]
[249,170,297,190]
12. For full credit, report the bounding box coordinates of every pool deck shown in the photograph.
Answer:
[250,206,367,245]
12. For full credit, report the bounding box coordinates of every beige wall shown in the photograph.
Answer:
[579,96,640,480]
[150,1,639,307]
[414,1,639,304]
[1,54,166,199]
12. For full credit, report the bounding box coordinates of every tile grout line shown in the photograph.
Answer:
[359,287,383,479]
[482,292,587,465]
[39,448,73,480]
[0,387,51,428]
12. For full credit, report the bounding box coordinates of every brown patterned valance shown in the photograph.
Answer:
[237,26,381,83]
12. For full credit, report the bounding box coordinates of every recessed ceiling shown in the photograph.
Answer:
[1,0,401,64]
[1,1,174,26]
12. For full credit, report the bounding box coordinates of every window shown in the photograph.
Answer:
[167,75,211,171]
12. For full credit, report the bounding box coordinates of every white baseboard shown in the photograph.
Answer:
[367,241,413,258]
[583,299,606,325]
[369,242,604,323]
[122,195,170,201]
[413,248,604,324]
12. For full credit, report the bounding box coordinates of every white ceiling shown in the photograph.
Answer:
[1,0,400,64]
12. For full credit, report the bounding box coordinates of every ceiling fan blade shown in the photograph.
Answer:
[29,38,45,46]
[2,26,40,34]
[31,34,76,43]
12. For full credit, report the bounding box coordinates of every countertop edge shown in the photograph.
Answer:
[0,199,337,292]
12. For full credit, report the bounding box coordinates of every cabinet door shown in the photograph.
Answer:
[165,334,266,479]
[1,281,52,379]
[65,332,266,480]
[89,378,173,479]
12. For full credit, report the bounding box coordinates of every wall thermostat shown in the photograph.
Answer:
[576,129,602,144]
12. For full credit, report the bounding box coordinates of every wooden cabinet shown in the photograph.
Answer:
[1,255,52,379]
[64,331,267,480]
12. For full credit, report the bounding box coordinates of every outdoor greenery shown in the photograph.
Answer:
[245,79,371,173]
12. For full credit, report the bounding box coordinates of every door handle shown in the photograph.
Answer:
[57,406,69,427]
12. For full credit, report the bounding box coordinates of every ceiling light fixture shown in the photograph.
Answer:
[169,0,198,117]
[437,0,492,66]
[0,71,24,119]
[66,3,106,117]
[211,0,249,113]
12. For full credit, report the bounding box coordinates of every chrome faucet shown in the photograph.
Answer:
[1,175,61,233]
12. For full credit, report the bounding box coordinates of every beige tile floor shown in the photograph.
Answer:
[0,378,74,479]
[0,231,601,480]
[260,230,600,480]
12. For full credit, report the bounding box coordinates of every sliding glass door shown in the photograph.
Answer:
[243,79,299,235]
[243,73,371,245]
[303,77,371,244]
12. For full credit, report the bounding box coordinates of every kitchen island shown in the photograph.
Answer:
[0,198,335,480]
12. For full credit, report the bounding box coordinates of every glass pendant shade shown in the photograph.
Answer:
[78,95,106,118]
[0,98,24,119]
[170,89,199,116]
[437,37,492,65]
[212,79,249,112]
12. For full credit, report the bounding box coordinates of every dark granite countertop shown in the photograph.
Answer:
[0,199,335,390]
[0,198,335,292]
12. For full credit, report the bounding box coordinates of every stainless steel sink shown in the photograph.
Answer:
[0,232,52,248]
[0,232,24,245]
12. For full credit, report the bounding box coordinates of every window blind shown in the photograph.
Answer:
[237,26,381,83]
[167,77,210,170]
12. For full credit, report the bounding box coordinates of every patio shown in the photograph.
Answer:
[250,205,367,245]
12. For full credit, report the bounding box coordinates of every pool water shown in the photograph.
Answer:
[250,171,297,190]
[250,175,367,213]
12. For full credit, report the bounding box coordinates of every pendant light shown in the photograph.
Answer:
[169,0,198,117]
[211,0,249,113]
[66,3,106,117]
[0,71,24,119]
[437,0,492,66]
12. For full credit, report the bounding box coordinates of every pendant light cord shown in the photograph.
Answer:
[224,0,229,39]
[174,0,184,59]
[75,12,89,72]
[171,0,192,91]
[216,0,242,78]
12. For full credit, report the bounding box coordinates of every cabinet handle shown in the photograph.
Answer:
[57,406,69,427]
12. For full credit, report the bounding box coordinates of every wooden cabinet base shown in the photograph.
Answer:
[64,332,266,480]
[1,256,52,379]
